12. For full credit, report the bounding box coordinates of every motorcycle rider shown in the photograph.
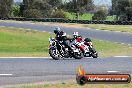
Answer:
[53,27,72,51]
[54,27,66,41]
[70,32,81,45]
[73,32,83,42]
[72,32,93,53]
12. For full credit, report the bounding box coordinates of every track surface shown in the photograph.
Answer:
[0,57,132,85]
[0,21,132,44]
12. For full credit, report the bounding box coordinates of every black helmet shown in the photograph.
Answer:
[54,27,61,34]
[84,38,91,42]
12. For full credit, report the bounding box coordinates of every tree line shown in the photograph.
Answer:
[0,0,132,21]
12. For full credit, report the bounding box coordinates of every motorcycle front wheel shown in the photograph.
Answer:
[91,52,98,58]
[49,47,60,60]
[91,48,98,58]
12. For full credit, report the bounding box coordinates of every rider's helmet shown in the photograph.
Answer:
[73,32,79,38]
[54,27,61,34]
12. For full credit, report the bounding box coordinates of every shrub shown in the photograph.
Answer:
[92,10,107,20]
[23,9,44,18]
[11,5,20,17]
[50,9,67,18]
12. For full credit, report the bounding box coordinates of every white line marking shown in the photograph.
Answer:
[128,44,132,46]
[0,57,51,59]
[34,30,38,31]
[107,71,118,73]
[114,56,132,58]
[0,74,13,76]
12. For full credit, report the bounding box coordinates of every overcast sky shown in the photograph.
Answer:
[14,0,112,6]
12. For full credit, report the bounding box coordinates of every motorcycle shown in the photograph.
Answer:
[74,37,98,58]
[48,37,83,60]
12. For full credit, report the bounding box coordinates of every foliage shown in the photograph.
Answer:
[63,0,94,19]
[11,5,20,17]
[112,0,132,21]
[92,10,107,20]
[22,0,63,18]
[23,9,44,18]
[0,0,13,18]
[50,9,67,18]
[63,0,94,13]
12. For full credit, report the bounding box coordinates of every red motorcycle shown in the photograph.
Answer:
[74,36,98,58]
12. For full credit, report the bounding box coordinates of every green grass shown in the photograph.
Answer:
[65,12,94,20]
[83,24,132,33]
[65,12,115,21]
[0,27,54,57]
[106,15,116,21]
[79,13,94,20]
[8,81,132,88]
[93,39,132,57]
[65,12,75,19]
[0,27,132,57]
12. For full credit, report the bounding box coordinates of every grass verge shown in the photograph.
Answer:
[83,24,132,33]
[0,27,132,57]
[0,27,53,57]
[8,81,132,88]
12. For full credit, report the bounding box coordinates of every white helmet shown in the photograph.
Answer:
[73,32,79,36]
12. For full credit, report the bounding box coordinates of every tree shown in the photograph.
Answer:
[47,0,62,8]
[23,9,44,18]
[126,7,132,21]
[63,0,94,19]
[112,0,132,21]
[50,9,67,18]
[23,0,48,18]
[22,0,63,18]
[11,4,20,17]
[0,0,13,18]
[92,10,107,20]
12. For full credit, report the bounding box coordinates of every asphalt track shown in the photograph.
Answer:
[0,57,132,85]
[0,21,132,44]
